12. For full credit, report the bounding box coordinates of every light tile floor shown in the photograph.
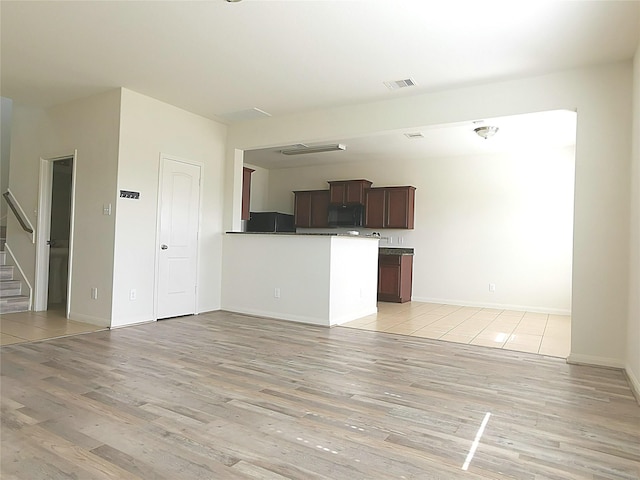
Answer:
[0,306,105,346]
[342,301,571,358]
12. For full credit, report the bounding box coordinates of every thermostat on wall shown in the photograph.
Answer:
[120,190,140,199]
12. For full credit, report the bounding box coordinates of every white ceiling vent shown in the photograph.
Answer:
[384,78,417,90]
[404,132,424,139]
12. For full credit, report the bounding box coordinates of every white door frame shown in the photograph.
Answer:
[34,152,77,315]
[154,153,203,320]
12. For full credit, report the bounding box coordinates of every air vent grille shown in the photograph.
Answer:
[384,78,417,90]
[404,132,424,139]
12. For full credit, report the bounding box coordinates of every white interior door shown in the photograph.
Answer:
[157,157,201,319]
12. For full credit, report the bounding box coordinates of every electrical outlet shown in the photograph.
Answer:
[274,287,281,298]
[398,236,404,245]
[91,287,98,300]
[129,289,137,301]
[489,283,496,292]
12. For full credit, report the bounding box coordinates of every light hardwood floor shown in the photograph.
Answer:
[343,302,571,358]
[1,311,637,479]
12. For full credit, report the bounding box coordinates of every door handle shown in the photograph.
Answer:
[161,244,168,250]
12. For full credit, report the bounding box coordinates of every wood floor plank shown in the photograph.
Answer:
[1,310,638,479]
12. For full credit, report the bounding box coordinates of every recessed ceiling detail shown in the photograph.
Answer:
[384,78,417,90]
[281,144,347,156]
[404,132,424,139]
[218,108,271,122]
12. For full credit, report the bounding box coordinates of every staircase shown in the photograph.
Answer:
[0,227,30,314]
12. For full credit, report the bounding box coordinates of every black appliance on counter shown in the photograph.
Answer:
[247,212,295,232]
[328,204,364,227]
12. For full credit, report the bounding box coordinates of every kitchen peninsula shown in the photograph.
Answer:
[222,232,379,326]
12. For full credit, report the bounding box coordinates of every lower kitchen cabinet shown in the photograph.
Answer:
[378,252,413,303]
[294,190,330,228]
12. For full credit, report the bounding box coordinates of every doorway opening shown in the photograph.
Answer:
[47,158,73,310]
[34,153,76,315]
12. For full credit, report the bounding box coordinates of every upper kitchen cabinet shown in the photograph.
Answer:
[328,180,372,205]
[365,186,416,229]
[294,190,330,228]
[241,167,255,221]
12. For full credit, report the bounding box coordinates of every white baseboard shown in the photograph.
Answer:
[566,353,625,370]
[222,305,330,327]
[110,316,156,328]
[110,319,156,329]
[330,306,378,326]
[411,296,571,315]
[221,305,378,328]
[68,311,110,328]
[624,365,640,405]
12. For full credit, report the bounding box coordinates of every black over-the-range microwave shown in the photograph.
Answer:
[327,204,365,227]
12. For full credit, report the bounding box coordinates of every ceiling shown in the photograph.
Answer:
[243,109,578,169]
[0,1,636,170]
[1,1,638,123]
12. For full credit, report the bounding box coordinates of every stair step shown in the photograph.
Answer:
[0,295,30,314]
[0,265,14,280]
[0,280,21,297]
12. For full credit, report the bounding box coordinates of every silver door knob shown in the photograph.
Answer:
[161,244,168,250]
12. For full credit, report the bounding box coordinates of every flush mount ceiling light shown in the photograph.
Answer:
[474,126,499,139]
[281,144,347,156]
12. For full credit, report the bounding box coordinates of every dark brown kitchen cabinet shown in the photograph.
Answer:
[241,167,254,221]
[378,253,413,303]
[328,180,372,205]
[365,186,416,229]
[293,190,330,228]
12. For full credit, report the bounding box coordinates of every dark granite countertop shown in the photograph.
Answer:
[379,247,414,255]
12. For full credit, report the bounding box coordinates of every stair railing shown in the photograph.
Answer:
[2,189,35,243]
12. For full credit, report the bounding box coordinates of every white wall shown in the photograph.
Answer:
[329,236,379,324]
[1,97,12,226]
[245,163,270,212]
[111,89,227,327]
[8,88,227,328]
[221,233,378,325]
[266,146,575,314]
[627,40,640,398]
[226,62,633,368]
[8,90,121,326]
[222,233,331,324]
[5,105,47,287]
